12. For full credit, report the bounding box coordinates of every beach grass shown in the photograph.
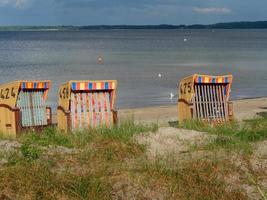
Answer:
[179,114,267,154]
[1,117,266,199]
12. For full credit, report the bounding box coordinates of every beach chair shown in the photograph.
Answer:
[0,80,52,137]
[57,80,118,132]
[178,74,233,124]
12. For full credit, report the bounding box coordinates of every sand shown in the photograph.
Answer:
[136,127,212,158]
[52,97,267,125]
[119,97,267,125]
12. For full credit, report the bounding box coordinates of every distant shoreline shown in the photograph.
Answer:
[1,21,267,31]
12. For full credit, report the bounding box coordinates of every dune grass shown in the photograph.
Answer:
[0,118,261,199]
[137,156,247,200]
[0,120,159,199]
[179,114,267,154]
[19,120,158,148]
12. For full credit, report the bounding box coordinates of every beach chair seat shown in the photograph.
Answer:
[178,74,233,124]
[57,80,117,132]
[0,80,52,137]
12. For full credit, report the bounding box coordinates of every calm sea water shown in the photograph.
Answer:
[0,29,267,110]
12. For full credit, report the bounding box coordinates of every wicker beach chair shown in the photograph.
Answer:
[0,80,52,137]
[57,80,118,132]
[178,74,233,124]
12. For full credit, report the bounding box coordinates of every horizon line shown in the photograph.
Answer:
[1,20,267,27]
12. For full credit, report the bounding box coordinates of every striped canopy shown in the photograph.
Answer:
[71,81,116,91]
[194,75,232,84]
[20,81,50,89]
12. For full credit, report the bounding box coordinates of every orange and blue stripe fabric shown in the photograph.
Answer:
[71,81,115,91]
[21,82,50,89]
[194,75,232,84]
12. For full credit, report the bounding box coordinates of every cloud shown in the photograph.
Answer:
[193,7,231,14]
[0,0,29,8]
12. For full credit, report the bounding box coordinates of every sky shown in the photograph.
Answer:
[0,0,266,25]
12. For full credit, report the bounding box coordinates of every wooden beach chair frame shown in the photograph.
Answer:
[178,74,233,124]
[57,80,118,132]
[0,80,52,137]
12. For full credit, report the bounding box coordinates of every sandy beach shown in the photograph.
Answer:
[119,97,267,125]
[52,97,267,125]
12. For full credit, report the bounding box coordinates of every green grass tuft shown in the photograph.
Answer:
[20,127,73,148]
[20,143,42,162]
[179,117,267,154]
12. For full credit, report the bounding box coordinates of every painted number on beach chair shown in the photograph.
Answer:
[0,87,16,100]
[180,82,192,95]
[59,87,69,99]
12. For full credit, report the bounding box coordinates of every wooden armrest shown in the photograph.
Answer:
[57,106,70,115]
[228,101,234,120]
[46,106,52,125]
[112,110,118,125]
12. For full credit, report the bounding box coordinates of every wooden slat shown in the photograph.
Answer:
[199,85,204,119]
[37,91,41,125]
[89,92,94,128]
[29,92,34,126]
[106,92,112,126]
[80,93,84,129]
[211,85,216,120]
[192,88,196,119]
[82,93,87,128]
[23,91,29,126]
[206,85,211,121]
[92,92,97,128]
[207,84,214,120]
[206,84,212,121]
[97,92,102,127]
[205,85,209,119]
[222,85,227,120]
[221,85,228,121]
[26,91,31,126]
[70,93,75,129]
[103,92,110,127]
[99,92,105,126]
[199,85,205,119]
[74,93,79,129]
[213,85,220,121]
[194,85,200,119]
[213,85,218,121]
[77,93,80,128]
[33,92,38,126]
[41,90,47,125]
[218,85,226,121]
[35,91,39,125]
[215,85,222,121]
[218,85,224,121]
[95,92,100,127]
[85,93,90,128]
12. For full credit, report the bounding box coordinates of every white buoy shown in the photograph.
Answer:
[158,73,162,78]
[97,56,103,64]
[183,38,187,42]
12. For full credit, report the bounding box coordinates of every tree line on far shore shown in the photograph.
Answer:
[1,21,267,31]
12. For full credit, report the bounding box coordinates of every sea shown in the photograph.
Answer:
[0,29,267,110]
